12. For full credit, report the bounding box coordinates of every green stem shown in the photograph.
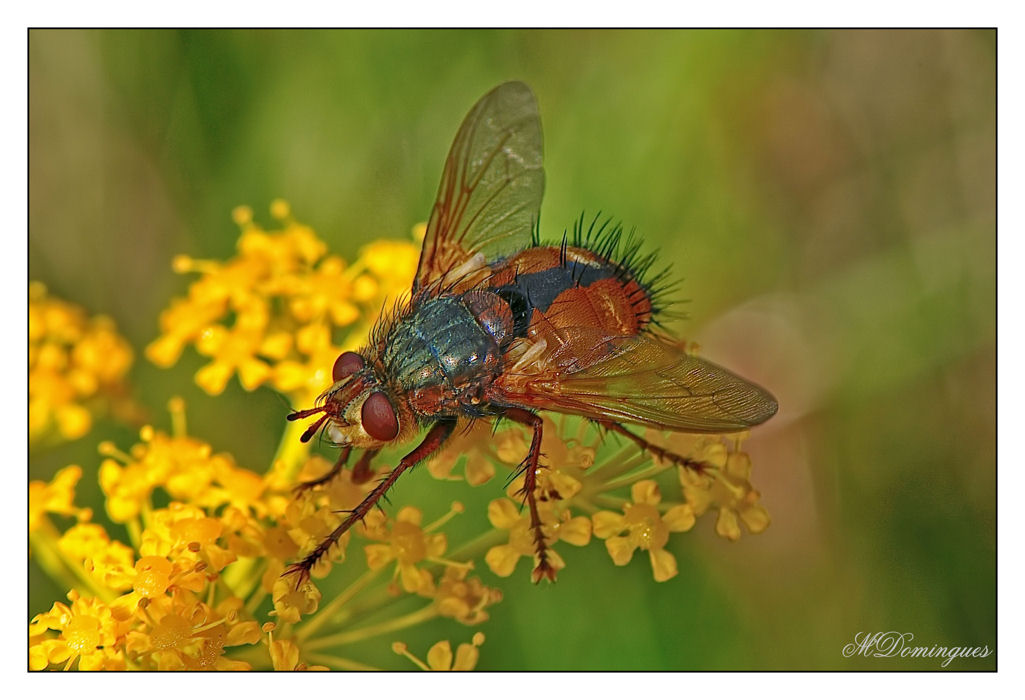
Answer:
[585,447,650,485]
[221,556,263,600]
[125,518,142,551]
[245,587,268,615]
[295,567,386,643]
[305,603,438,651]
[305,652,380,671]
[448,528,507,560]
[273,409,314,482]
[600,459,677,492]
[30,519,117,603]
[223,409,312,594]
[322,529,506,631]
[594,494,628,511]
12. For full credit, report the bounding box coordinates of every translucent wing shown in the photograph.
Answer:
[495,329,778,433]
[413,81,545,294]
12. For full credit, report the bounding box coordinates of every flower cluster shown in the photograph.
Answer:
[29,282,137,445]
[29,418,268,670]
[29,397,501,670]
[145,200,420,405]
[29,202,772,671]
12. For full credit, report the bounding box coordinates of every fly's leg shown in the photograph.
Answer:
[601,421,709,474]
[293,447,380,494]
[350,449,379,485]
[283,420,456,587]
[502,407,556,584]
[293,445,352,494]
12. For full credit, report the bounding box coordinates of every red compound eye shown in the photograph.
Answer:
[332,351,365,382]
[361,392,399,441]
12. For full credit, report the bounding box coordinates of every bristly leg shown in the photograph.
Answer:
[351,449,379,485]
[501,406,556,583]
[292,447,380,494]
[293,445,352,494]
[600,421,710,474]
[283,420,456,588]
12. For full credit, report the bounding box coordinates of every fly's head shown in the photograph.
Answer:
[287,350,413,449]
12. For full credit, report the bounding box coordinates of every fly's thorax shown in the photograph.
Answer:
[381,295,506,417]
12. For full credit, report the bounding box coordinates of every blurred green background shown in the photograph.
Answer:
[29,29,995,670]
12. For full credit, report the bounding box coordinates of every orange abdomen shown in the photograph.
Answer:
[487,246,654,339]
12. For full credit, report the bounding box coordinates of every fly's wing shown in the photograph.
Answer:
[494,329,778,433]
[413,81,545,295]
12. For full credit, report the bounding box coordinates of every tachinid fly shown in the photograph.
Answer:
[285,82,777,584]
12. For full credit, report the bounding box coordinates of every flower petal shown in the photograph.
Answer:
[484,544,520,577]
[453,642,480,671]
[605,536,636,566]
[740,504,771,534]
[631,479,661,506]
[464,455,495,486]
[649,548,678,582]
[426,640,453,671]
[226,621,261,647]
[364,544,394,570]
[559,515,592,546]
[487,499,521,530]
[716,508,742,541]
[396,506,423,526]
[591,510,625,539]
[662,504,696,532]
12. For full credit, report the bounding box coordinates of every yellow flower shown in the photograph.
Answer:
[58,523,136,591]
[29,282,136,445]
[139,504,237,576]
[591,480,695,582]
[484,497,592,579]
[267,638,328,671]
[272,576,321,624]
[194,322,273,396]
[147,202,419,403]
[681,450,771,541]
[124,594,260,670]
[392,632,485,671]
[30,591,129,670]
[29,464,91,532]
[433,566,503,625]
[363,507,447,595]
[427,420,500,486]
[98,418,273,525]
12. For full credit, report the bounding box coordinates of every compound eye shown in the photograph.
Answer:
[361,392,399,441]
[332,351,365,382]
